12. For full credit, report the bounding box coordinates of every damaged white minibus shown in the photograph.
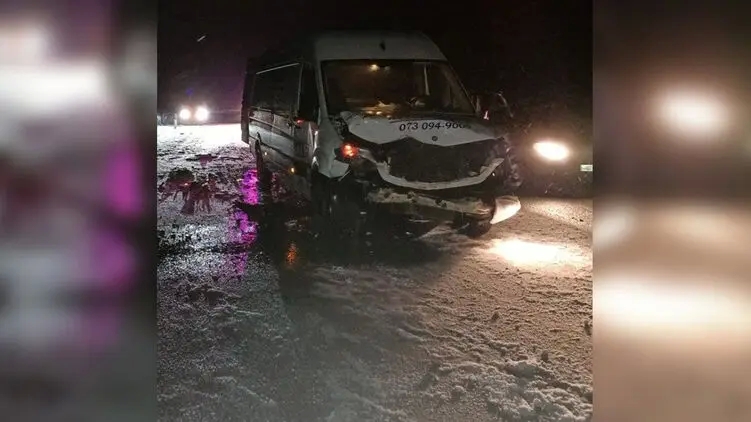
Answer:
[241,31,521,237]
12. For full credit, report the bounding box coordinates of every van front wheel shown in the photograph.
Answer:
[461,219,493,238]
[310,174,364,238]
[254,139,264,170]
[254,140,272,188]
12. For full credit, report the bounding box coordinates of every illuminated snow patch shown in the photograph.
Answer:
[487,238,587,266]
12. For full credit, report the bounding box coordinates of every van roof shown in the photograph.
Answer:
[252,31,447,71]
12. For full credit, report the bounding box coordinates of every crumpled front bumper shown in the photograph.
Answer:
[364,188,521,225]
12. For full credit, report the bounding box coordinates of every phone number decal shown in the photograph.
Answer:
[397,121,470,131]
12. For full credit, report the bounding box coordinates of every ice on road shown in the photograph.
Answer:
[157,124,593,421]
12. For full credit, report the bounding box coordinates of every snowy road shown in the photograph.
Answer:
[157,124,593,422]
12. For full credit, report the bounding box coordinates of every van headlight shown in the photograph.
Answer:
[533,140,570,162]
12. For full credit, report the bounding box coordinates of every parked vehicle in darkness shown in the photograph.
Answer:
[474,91,593,197]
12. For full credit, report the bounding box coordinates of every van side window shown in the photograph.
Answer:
[298,65,319,122]
[271,64,301,117]
[252,64,301,117]
[251,71,274,111]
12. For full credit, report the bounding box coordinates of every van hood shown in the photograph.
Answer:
[337,111,497,146]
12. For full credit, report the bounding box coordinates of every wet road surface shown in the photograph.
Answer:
[157,124,593,422]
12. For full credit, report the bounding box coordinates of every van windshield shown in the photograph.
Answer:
[322,60,475,116]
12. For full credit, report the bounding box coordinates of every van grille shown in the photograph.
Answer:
[383,138,497,183]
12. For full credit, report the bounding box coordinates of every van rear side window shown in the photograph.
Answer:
[251,64,301,117]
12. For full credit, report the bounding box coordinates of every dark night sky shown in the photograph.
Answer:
[158,0,592,137]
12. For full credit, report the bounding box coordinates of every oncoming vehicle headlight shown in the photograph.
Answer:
[195,106,210,122]
[533,140,570,162]
[179,107,191,120]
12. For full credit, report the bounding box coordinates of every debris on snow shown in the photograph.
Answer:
[584,319,592,336]
[451,384,467,400]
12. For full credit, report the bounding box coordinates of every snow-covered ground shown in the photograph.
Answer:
[157,124,593,422]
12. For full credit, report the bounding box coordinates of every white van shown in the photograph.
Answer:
[241,31,521,237]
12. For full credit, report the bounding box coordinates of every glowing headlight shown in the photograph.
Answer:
[195,106,210,122]
[179,108,191,120]
[658,91,728,136]
[533,140,570,161]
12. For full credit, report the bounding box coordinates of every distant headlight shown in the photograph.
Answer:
[533,140,570,162]
[195,106,210,122]
[179,107,191,120]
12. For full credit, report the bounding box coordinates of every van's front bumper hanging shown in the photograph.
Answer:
[365,188,520,224]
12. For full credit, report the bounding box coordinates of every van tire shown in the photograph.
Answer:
[310,172,364,238]
[462,219,493,238]
[253,139,274,199]
[254,139,264,169]
[310,172,332,235]
[310,170,329,217]
[254,139,268,175]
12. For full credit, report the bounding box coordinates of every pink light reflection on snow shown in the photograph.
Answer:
[240,168,260,205]
[225,168,262,276]
[233,209,258,244]
[227,209,257,276]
